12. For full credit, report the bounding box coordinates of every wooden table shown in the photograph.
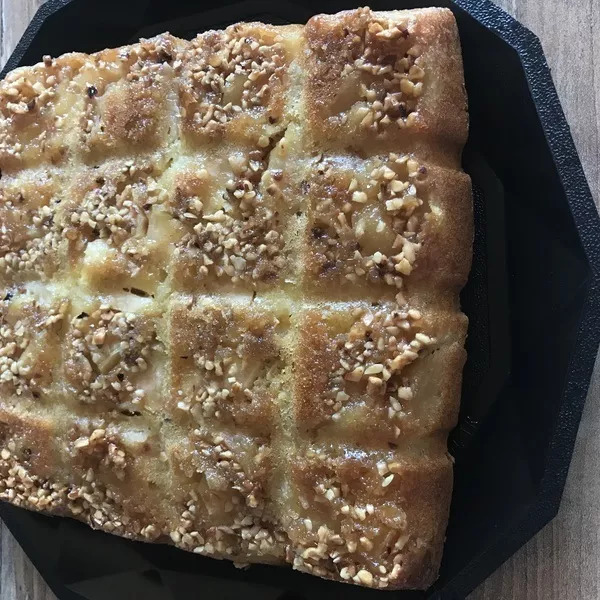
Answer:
[0,0,598,598]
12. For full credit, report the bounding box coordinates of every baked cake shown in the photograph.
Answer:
[0,6,471,590]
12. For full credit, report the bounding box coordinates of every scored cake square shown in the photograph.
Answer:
[299,151,471,299]
[0,53,86,171]
[177,23,302,146]
[282,441,453,589]
[61,297,166,416]
[0,166,69,284]
[164,423,288,562]
[70,35,181,163]
[294,302,467,445]
[61,154,175,296]
[0,287,69,404]
[167,295,292,436]
[0,6,471,592]
[303,7,467,160]
[163,138,301,293]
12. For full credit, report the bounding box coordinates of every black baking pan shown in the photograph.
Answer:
[1,1,599,599]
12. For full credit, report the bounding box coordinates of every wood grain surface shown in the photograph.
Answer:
[0,0,599,598]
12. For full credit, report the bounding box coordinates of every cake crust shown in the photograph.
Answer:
[0,7,471,591]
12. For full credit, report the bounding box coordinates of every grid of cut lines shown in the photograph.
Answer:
[0,9,469,591]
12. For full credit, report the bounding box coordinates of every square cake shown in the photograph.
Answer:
[0,6,471,590]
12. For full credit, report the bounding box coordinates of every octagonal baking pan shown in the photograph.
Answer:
[1,1,599,599]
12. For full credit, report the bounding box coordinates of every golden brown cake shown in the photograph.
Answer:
[0,6,471,590]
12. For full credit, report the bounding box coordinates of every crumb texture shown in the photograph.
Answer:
[0,6,471,592]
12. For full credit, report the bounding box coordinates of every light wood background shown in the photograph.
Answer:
[0,0,598,598]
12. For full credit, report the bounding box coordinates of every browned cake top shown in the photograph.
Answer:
[0,6,471,591]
